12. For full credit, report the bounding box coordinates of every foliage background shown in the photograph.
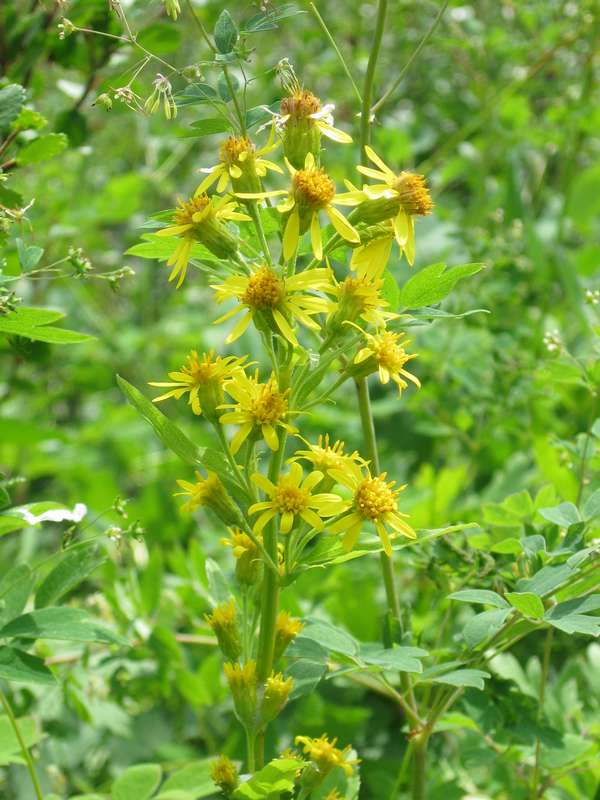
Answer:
[1,0,599,798]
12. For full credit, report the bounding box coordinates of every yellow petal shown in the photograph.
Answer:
[326,206,360,244]
[310,212,323,260]
[283,207,300,261]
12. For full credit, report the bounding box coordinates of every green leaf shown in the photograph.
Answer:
[0,306,93,344]
[15,238,44,271]
[516,563,574,597]
[214,10,238,53]
[0,565,34,626]
[360,645,427,673]
[0,607,127,646]
[0,714,43,765]
[538,502,581,528]
[232,758,305,799]
[301,620,359,657]
[117,375,203,466]
[381,270,400,310]
[582,489,600,521]
[161,759,216,799]
[449,589,509,608]
[0,84,26,131]
[286,657,327,699]
[113,764,163,800]
[35,544,105,608]
[544,595,600,636]
[17,133,68,166]
[399,262,484,309]
[116,376,241,495]
[0,647,55,686]
[0,516,28,537]
[181,118,231,138]
[125,234,217,263]
[430,668,491,690]
[505,592,545,619]
[463,608,513,649]
[174,83,222,108]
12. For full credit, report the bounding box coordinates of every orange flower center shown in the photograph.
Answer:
[281,89,321,119]
[220,135,254,164]
[250,381,289,424]
[242,266,284,309]
[274,483,309,514]
[293,167,336,209]
[174,194,211,225]
[393,172,433,216]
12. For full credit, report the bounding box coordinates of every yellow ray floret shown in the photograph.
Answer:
[353,146,433,266]
[248,462,344,535]
[295,734,359,777]
[155,193,250,288]
[353,327,420,394]
[211,264,331,346]
[289,434,366,475]
[326,258,399,331]
[196,130,283,195]
[327,461,416,556]
[237,153,360,261]
[149,350,248,415]
[219,371,297,454]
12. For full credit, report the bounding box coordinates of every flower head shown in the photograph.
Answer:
[175,471,241,525]
[224,661,257,725]
[221,528,263,585]
[353,328,420,393]
[149,350,248,420]
[327,462,416,556]
[212,264,331,346]
[290,434,366,476]
[219,371,297,454]
[326,259,398,333]
[156,193,250,287]
[295,734,358,778]
[274,611,304,661]
[211,755,239,795]
[197,132,283,196]
[206,599,241,661]
[238,153,360,261]
[350,146,433,266]
[261,672,294,723]
[249,462,343,535]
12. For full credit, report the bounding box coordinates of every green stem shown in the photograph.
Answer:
[308,3,362,103]
[0,689,43,800]
[223,66,247,135]
[359,0,387,153]
[530,627,554,799]
[411,733,429,800]
[248,202,273,264]
[245,727,256,773]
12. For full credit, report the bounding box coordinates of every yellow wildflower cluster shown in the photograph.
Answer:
[143,73,434,783]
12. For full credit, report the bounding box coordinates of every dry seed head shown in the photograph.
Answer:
[281,89,322,120]
[242,266,284,310]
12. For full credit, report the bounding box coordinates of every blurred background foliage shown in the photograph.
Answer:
[1,0,599,798]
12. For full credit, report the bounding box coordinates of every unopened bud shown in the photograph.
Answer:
[211,755,239,796]
[261,672,293,724]
[206,599,242,661]
[273,611,303,661]
[224,661,257,727]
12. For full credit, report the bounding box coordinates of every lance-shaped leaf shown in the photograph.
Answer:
[0,607,127,646]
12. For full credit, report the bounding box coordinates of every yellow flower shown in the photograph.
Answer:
[354,328,420,394]
[211,755,239,795]
[326,258,398,332]
[196,132,283,195]
[221,528,263,585]
[224,660,257,725]
[238,153,360,261]
[175,470,240,525]
[149,350,248,418]
[155,193,250,288]
[327,462,416,556]
[274,611,304,660]
[290,434,366,475]
[219,371,297,454]
[295,734,358,778]
[211,264,331,346]
[261,672,294,723]
[205,599,241,661]
[249,462,343,534]
[353,146,433,265]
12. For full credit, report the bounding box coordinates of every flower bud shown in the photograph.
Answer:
[222,529,263,586]
[206,599,242,661]
[280,89,322,169]
[211,755,239,796]
[260,672,293,725]
[273,611,304,661]
[58,18,75,39]
[162,0,181,20]
[224,661,257,727]
[176,471,243,527]
[94,93,113,111]
[219,136,262,195]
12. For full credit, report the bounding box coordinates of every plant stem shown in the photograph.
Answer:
[248,201,273,264]
[359,0,387,153]
[308,3,362,104]
[411,732,429,800]
[245,726,256,772]
[530,627,554,799]
[0,689,43,800]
